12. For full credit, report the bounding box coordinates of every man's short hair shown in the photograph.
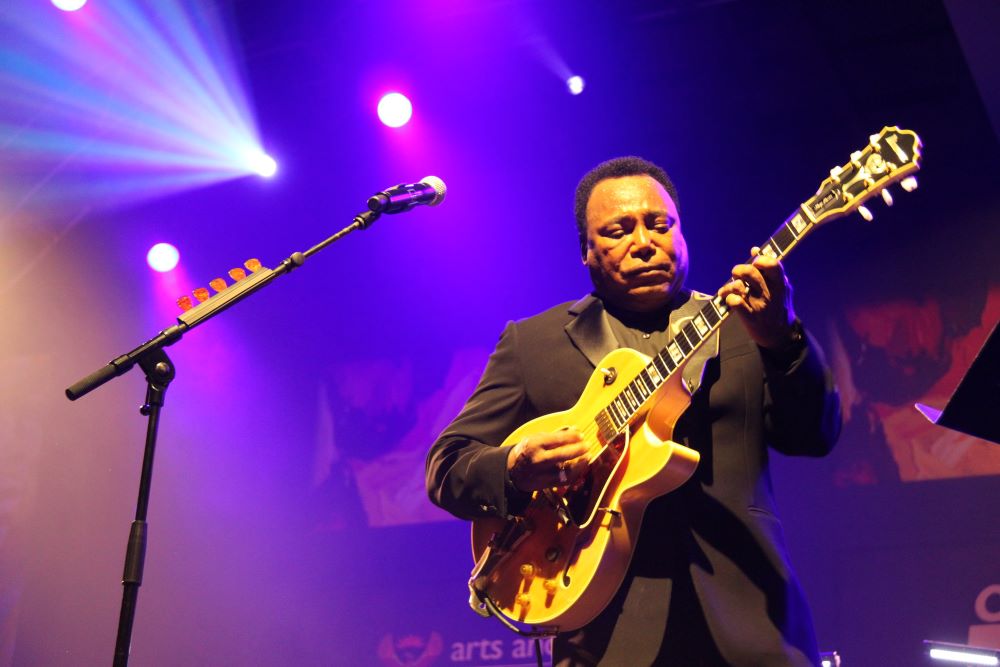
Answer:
[574,156,679,257]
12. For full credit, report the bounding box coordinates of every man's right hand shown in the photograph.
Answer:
[506,428,591,492]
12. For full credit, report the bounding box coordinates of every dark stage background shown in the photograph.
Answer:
[1,0,998,665]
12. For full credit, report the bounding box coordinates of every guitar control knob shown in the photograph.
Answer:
[543,580,558,593]
[516,594,531,609]
[858,205,874,222]
[901,176,919,192]
[881,189,894,207]
[519,564,536,578]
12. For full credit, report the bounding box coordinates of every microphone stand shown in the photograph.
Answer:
[66,208,383,667]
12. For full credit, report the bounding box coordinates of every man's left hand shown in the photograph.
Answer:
[718,247,798,350]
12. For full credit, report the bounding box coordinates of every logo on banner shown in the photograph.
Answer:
[377,632,444,667]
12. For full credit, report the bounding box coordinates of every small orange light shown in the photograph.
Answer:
[193,287,210,303]
[244,258,262,273]
[209,278,227,293]
[177,295,193,312]
[228,267,247,281]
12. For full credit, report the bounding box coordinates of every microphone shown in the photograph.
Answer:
[367,176,446,214]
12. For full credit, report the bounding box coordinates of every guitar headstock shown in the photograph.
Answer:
[176,258,266,313]
[806,126,922,225]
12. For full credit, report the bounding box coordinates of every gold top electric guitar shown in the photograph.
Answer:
[467,126,923,632]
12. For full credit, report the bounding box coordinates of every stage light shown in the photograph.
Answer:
[567,75,585,95]
[147,243,180,273]
[246,151,277,178]
[2,0,271,211]
[925,640,1000,665]
[52,0,86,11]
[819,650,841,666]
[377,92,413,128]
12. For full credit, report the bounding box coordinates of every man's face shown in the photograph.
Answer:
[583,174,688,312]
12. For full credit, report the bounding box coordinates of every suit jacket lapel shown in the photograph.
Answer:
[565,294,618,369]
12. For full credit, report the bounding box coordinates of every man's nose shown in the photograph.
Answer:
[631,224,652,253]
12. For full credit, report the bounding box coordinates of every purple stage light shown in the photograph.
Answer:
[567,75,585,95]
[147,243,180,273]
[52,0,86,11]
[377,92,413,128]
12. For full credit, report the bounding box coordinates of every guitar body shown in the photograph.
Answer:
[469,347,700,630]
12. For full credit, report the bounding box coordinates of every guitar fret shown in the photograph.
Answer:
[623,387,638,410]
[614,397,628,419]
[628,380,641,403]
[674,331,692,355]
[647,362,662,385]
[693,314,709,337]
[633,379,648,400]
[610,406,625,430]
[630,379,644,401]
[682,323,700,347]
[771,226,796,255]
[608,401,624,426]
[640,369,656,392]
[702,303,721,328]
[787,210,809,237]
[654,353,670,377]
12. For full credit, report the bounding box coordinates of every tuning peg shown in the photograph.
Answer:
[193,287,210,303]
[858,205,874,222]
[869,133,882,148]
[244,258,262,273]
[177,295,194,312]
[829,165,843,183]
[901,176,918,192]
[228,267,247,281]
[881,189,894,206]
[850,150,863,163]
[209,277,227,293]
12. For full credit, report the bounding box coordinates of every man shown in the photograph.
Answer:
[425,156,841,666]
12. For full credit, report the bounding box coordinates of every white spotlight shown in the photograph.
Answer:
[248,151,277,178]
[377,92,413,128]
[52,0,87,11]
[567,75,585,95]
[147,243,180,273]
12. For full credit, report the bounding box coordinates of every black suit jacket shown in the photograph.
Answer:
[426,292,841,666]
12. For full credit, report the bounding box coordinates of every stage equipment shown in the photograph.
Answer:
[367,176,446,214]
[916,321,1000,445]
[820,650,841,666]
[925,640,999,665]
[65,175,446,666]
